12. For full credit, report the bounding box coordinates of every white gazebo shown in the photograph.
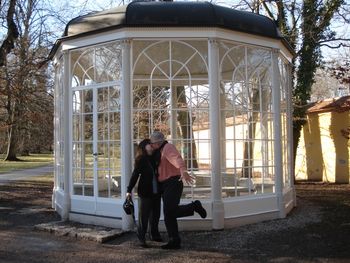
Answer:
[50,1,295,231]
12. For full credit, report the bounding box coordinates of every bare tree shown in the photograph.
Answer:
[327,47,350,95]
[1,0,126,158]
[311,68,342,101]
[1,0,53,160]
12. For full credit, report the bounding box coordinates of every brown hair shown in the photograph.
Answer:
[134,138,151,165]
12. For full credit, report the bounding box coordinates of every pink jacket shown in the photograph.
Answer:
[158,143,186,182]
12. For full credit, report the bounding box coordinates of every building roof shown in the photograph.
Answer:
[63,1,281,39]
[307,96,350,113]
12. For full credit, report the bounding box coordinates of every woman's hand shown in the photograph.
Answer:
[126,192,132,198]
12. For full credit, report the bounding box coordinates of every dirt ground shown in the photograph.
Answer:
[0,179,349,263]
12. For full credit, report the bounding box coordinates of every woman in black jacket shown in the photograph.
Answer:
[126,139,162,247]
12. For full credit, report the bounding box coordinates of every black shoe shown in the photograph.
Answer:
[193,200,207,218]
[137,233,148,248]
[161,240,181,250]
[150,236,163,242]
[139,240,149,248]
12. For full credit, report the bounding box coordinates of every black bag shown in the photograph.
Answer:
[123,196,134,215]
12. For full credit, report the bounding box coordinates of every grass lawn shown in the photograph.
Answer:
[0,153,53,173]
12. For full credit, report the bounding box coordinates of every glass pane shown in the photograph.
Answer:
[72,114,83,141]
[110,112,120,141]
[73,90,93,114]
[72,143,94,169]
[95,44,122,82]
[133,110,151,139]
[83,115,93,141]
[220,42,276,197]
[71,49,94,86]
[73,169,83,195]
[183,168,211,199]
[98,112,109,141]
[72,143,81,168]
[84,144,94,169]
[132,40,209,200]
[97,142,109,169]
[73,168,94,196]
[110,175,121,198]
[98,170,110,198]
[133,86,150,108]
[97,169,120,198]
[110,142,121,198]
[71,41,122,87]
[110,86,120,111]
[98,88,109,112]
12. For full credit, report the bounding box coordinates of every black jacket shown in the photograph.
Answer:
[127,155,158,198]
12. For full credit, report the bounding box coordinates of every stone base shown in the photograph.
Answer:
[35,221,124,243]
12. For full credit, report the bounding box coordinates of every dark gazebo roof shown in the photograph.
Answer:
[63,1,281,39]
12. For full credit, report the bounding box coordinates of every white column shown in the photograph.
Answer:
[271,49,285,218]
[62,50,71,220]
[208,39,224,230]
[52,58,59,209]
[121,39,133,230]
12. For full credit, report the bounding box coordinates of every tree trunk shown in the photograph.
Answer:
[242,87,260,178]
[242,112,258,178]
[176,86,198,169]
[4,99,22,161]
[20,126,32,156]
[5,124,20,161]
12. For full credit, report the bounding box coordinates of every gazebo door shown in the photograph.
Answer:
[72,84,121,202]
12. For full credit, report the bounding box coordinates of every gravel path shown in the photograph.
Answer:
[0,178,349,263]
[0,165,53,184]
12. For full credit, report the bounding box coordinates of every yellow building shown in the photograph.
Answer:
[295,96,350,183]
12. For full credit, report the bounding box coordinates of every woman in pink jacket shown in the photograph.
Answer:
[150,131,207,250]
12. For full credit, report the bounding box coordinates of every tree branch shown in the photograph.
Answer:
[318,38,350,43]
[318,38,350,48]
[259,0,275,20]
[320,42,350,49]
[0,0,19,67]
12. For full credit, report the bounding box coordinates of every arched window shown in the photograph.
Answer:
[132,40,211,199]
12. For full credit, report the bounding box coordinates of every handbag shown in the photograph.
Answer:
[123,195,134,215]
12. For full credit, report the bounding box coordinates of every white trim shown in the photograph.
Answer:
[62,51,71,220]
[68,52,73,199]
[72,80,122,91]
[92,88,98,211]
[223,210,279,229]
[225,209,279,219]
[271,49,285,218]
[223,194,278,217]
[59,27,293,60]
[52,46,63,64]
